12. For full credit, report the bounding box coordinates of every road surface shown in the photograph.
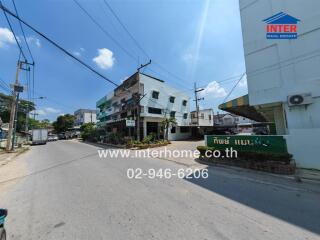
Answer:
[0,140,319,240]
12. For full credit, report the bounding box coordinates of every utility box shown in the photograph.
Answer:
[32,129,48,145]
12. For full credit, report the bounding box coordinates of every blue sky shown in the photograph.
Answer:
[0,0,248,121]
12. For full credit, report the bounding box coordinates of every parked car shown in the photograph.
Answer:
[58,132,66,140]
[48,134,58,141]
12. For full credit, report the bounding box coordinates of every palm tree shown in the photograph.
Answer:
[161,117,177,140]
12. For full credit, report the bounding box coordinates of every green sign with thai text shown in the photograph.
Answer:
[205,135,288,154]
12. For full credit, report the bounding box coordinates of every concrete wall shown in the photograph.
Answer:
[168,126,191,141]
[284,129,320,170]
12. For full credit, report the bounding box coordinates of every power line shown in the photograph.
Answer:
[0,1,27,61]
[100,0,192,92]
[0,3,120,88]
[0,77,12,93]
[221,73,246,104]
[0,82,11,94]
[11,0,34,63]
[72,0,138,63]
[102,0,150,60]
[32,89,82,111]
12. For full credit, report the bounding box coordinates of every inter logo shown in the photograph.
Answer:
[263,12,300,39]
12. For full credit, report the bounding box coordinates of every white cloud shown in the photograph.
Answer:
[26,36,41,47]
[80,47,85,52]
[73,51,81,57]
[0,27,15,47]
[31,107,61,116]
[44,107,61,114]
[93,48,115,69]
[35,109,46,116]
[200,81,227,99]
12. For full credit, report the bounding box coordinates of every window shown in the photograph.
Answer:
[121,98,126,103]
[200,113,204,119]
[191,113,195,118]
[182,100,187,106]
[183,113,188,119]
[148,107,162,114]
[180,127,189,133]
[171,127,176,133]
[170,111,176,118]
[169,96,175,103]
[209,115,212,121]
[152,91,159,99]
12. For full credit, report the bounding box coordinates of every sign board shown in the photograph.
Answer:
[205,135,288,154]
[126,119,135,127]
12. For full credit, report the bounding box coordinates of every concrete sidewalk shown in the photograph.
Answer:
[0,147,29,167]
[146,140,204,166]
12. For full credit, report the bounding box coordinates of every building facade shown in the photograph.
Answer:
[239,0,320,169]
[74,109,97,126]
[96,73,191,141]
[190,109,213,127]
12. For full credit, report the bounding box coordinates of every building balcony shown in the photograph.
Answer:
[96,96,112,109]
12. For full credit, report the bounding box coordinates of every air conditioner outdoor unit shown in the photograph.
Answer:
[287,93,313,107]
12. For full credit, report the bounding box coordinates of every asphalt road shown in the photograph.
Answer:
[0,140,319,240]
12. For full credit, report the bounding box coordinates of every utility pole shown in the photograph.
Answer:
[25,66,31,134]
[6,61,22,151]
[6,60,33,151]
[136,60,151,141]
[193,82,204,127]
[32,112,39,120]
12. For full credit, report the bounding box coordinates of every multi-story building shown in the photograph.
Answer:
[220,0,320,170]
[74,109,97,126]
[96,72,191,141]
[190,109,213,127]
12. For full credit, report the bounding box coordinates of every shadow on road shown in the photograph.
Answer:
[185,166,320,235]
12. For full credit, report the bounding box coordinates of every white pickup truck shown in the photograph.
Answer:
[32,129,48,145]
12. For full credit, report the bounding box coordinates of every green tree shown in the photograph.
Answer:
[39,119,51,129]
[80,122,97,141]
[0,93,35,132]
[28,118,42,129]
[161,117,177,140]
[52,114,75,133]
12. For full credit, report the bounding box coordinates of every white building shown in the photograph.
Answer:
[74,109,97,126]
[237,0,320,170]
[97,72,191,141]
[190,109,213,127]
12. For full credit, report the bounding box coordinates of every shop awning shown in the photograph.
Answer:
[218,94,267,122]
